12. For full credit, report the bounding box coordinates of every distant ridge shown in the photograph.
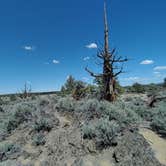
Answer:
[0,91,61,97]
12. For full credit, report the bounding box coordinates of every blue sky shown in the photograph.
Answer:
[0,0,166,94]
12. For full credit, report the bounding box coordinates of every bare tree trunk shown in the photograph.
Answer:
[85,1,127,102]
[102,2,116,102]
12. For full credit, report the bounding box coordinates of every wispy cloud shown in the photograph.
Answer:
[140,59,154,65]
[86,43,97,49]
[123,77,140,81]
[82,77,89,82]
[153,71,161,77]
[154,66,166,71]
[23,45,35,51]
[53,59,60,64]
[83,56,90,61]
[122,76,149,84]
[154,71,160,74]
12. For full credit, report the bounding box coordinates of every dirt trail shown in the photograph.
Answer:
[139,128,166,165]
[74,150,114,166]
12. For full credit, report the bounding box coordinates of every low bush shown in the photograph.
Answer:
[3,104,34,133]
[128,83,145,93]
[100,101,141,126]
[0,107,4,112]
[56,97,141,126]
[9,95,17,102]
[56,97,76,112]
[38,97,50,107]
[83,118,120,149]
[150,102,166,136]
[33,117,54,132]
[77,98,103,113]
[0,98,4,105]
[0,160,19,166]
[163,78,166,87]
[125,98,152,121]
[0,123,7,141]
[0,142,21,161]
[32,133,46,146]
[31,95,37,100]
[6,106,33,132]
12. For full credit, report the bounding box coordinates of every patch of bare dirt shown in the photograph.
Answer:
[139,128,166,165]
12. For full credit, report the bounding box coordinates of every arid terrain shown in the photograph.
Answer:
[0,0,166,165]
[0,85,166,166]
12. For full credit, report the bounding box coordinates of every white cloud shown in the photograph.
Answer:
[122,76,149,84]
[53,59,60,64]
[140,60,154,65]
[83,56,90,61]
[23,45,34,51]
[124,77,140,81]
[154,66,166,71]
[86,43,97,49]
[82,77,89,82]
[154,71,160,74]
[153,71,162,77]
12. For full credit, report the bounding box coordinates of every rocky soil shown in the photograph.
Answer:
[0,95,166,166]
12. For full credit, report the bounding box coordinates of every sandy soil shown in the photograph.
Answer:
[139,128,166,165]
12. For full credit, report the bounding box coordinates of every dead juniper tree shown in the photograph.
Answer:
[19,82,31,99]
[86,2,128,102]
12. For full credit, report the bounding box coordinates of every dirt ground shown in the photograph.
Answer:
[0,95,166,166]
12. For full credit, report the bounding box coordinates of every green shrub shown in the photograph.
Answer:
[95,119,120,148]
[0,160,19,166]
[0,142,21,161]
[130,83,145,93]
[32,133,46,146]
[100,101,141,126]
[39,97,50,106]
[9,95,17,102]
[82,123,96,139]
[31,95,37,100]
[83,118,120,148]
[61,75,77,94]
[130,105,152,120]
[77,98,102,113]
[0,107,4,112]
[0,98,4,105]
[56,97,76,112]
[150,102,166,136]
[14,105,33,122]
[72,83,86,100]
[125,98,152,121]
[71,98,141,126]
[33,117,54,132]
[0,123,7,141]
[4,104,34,132]
[163,78,166,87]
[151,117,166,134]
[49,94,60,103]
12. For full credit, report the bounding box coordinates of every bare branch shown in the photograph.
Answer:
[113,66,124,77]
[85,67,103,78]
[111,55,128,63]
[109,48,116,58]
[97,50,104,59]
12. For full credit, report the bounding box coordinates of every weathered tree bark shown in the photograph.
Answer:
[148,95,166,107]
[86,1,127,102]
